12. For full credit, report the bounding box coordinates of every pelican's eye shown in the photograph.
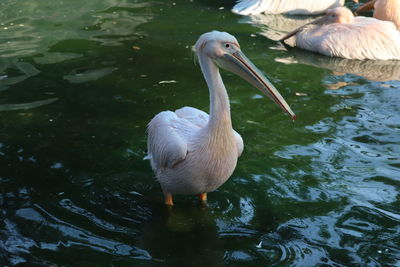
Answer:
[225,43,230,48]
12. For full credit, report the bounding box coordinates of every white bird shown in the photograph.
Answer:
[355,0,400,30]
[232,0,358,16]
[279,7,400,60]
[146,31,295,206]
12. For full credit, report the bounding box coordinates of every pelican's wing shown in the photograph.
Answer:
[232,0,266,15]
[147,107,209,171]
[234,130,244,157]
[298,18,400,60]
[174,106,209,128]
[232,0,342,15]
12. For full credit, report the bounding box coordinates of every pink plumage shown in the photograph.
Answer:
[281,7,400,60]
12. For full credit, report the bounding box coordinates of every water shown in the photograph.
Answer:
[0,0,399,266]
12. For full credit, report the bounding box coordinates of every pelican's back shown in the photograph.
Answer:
[296,17,400,60]
[146,107,209,173]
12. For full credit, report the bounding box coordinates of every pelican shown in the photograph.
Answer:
[146,31,295,205]
[232,0,358,16]
[279,7,400,60]
[355,0,400,30]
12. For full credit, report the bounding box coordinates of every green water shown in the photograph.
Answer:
[1,0,399,266]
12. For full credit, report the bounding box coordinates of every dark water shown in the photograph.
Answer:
[1,0,399,266]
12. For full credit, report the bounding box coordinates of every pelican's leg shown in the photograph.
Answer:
[198,193,207,202]
[164,193,174,206]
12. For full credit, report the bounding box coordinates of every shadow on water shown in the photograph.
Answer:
[275,49,400,82]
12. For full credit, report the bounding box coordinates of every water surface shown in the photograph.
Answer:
[1,0,399,266]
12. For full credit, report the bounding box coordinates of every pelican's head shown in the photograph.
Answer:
[195,31,240,59]
[279,7,354,42]
[195,31,295,120]
[322,7,355,24]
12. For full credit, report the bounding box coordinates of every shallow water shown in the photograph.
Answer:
[1,0,399,266]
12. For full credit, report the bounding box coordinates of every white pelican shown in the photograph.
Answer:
[355,0,400,30]
[279,7,400,60]
[146,31,295,205]
[232,0,358,16]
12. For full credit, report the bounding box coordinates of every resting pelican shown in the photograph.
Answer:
[279,7,400,60]
[232,0,358,16]
[355,0,400,30]
[146,31,295,205]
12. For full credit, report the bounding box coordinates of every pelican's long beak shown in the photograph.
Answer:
[354,0,376,15]
[279,15,330,42]
[218,50,295,120]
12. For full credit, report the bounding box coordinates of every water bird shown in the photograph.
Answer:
[146,31,295,206]
[355,0,400,30]
[279,7,400,60]
[232,0,358,16]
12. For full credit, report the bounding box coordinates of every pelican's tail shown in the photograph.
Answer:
[143,152,151,160]
[232,0,265,15]
[143,155,150,160]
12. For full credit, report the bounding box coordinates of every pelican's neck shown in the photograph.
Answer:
[375,0,400,29]
[198,52,232,131]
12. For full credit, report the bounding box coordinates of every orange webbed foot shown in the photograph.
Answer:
[164,193,174,206]
[198,193,207,202]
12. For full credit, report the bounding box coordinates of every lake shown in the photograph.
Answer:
[0,0,399,266]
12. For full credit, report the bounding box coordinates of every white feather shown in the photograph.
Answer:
[232,0,345,15]
[295,16,400,60]
[373,0,400,30]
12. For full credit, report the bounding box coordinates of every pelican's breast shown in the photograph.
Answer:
[198,127,239,178]
[159,132,239,195]
[374,0,400,30]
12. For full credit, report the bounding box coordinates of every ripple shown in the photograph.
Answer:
[34,52,83,65]
[256,234,331,266]
[14,206,152,260]
[0,219,37,264]
[0,97,58,111]
[224,250,257,264]
[0,60,41,91]
[58,198,137,234]
[218,225,258,238]
[63,67,117,83]
[0,0,154,58]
